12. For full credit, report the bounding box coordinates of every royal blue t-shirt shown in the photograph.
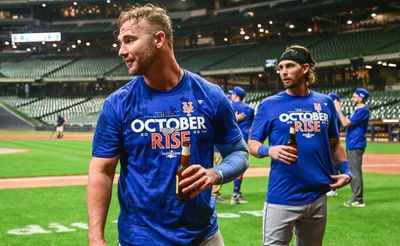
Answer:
[231,101,254,141]
[92,70,242,245]
[346,106,370,150]
[250,91,339,205]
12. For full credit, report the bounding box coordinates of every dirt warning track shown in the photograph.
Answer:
[1,153,399,189]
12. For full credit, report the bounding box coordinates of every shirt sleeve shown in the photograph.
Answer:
[213,93,242,145]
[327,99,340,138]
[249,101,271,143]
[92,99,123,158]
[349,108,370,126]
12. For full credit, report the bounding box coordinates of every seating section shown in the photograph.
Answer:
[47,56,121,78]
[17,97,87,118]
[179,45,250,72]
[0,96,38,107]
[66,113,100,127]
[41,97,104,125]
[310,30,378,61]
[1,27,399,79]
[1,88,399,127]
[0,56,75,79]
[204,35,320,71]
[105,63,128,77]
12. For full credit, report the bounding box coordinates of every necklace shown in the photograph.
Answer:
[177,67,182,84]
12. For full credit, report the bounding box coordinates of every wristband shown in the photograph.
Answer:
[258,145,270,157]
[337,161,352,179]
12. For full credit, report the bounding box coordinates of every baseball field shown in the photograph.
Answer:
[0,130,399,245]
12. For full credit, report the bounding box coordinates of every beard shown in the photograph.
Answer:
[283,79,300,89]
[128,42,157,76]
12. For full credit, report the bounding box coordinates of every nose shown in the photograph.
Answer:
[118,44,127,58]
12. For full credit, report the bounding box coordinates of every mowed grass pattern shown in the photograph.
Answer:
[0,139,92,178]
[0,131,400,245]
[1,175,400,245]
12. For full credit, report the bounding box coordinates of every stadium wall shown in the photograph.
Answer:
[0,104,34,130]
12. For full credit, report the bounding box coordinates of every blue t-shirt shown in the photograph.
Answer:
[250,91,339,205]
[92,70,242,245]
[231,101,254,141]
[346,106,370,150]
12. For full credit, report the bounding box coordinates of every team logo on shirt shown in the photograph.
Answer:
[182,102,194,116]
[130,101,207,152]
[313,103,322,112]
[279,107,330,138]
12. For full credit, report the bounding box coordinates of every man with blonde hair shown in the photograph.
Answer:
[248,45,351,245]
[87,4,248,246]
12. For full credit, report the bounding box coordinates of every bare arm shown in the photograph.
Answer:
[248,139,263,157]
[87,156,119,246]
[235,111,246,122]
[334,101,351,127]
[329,138,351,189]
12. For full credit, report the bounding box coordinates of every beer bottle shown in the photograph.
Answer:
[287,124,298,152]
[176,141,191,201]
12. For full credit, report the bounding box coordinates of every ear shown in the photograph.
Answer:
[302,63,310,74]
[153,31,166,48]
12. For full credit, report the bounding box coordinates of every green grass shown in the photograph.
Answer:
[0,139,92,178]
[1,133,398,177]
[1,174,400,245]
[0,185,119,246]
[0,130,399,244]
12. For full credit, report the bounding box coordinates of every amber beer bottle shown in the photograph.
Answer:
[176,141,191,201]
[287,124,298,152]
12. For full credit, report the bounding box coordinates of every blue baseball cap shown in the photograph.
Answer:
[232,86,246,98]
[328,92,340,101]
[354,88,369,101]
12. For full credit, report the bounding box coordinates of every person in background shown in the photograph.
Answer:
[55,115,67,139]
[248,45,352,245]
[326,92,341,197]
[230,86,254,205]
[334,88,370,208]
[87,4,249,246]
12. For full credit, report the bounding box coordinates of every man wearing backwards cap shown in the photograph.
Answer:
[248,45,352,245]
[334,88,370,208]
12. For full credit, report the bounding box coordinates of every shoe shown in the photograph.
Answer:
[326,190,338,197]
[343,200,365,208]
[230,193,248,205]
[214,196,227,203]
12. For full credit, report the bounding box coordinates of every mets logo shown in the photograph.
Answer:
[182,102,194,117]
[313,103,322,112]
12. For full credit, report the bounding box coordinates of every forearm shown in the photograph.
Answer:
[213,138,249,183]
[330,138,352,178]
[248,139,264,158]
[337,110,351,127]
[87,158,117,244]
[330,138,347,163]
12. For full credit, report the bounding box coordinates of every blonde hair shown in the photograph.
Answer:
[117,3,173,44]
[287,44,316,85]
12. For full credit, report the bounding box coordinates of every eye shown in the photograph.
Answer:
[126,37,136,43]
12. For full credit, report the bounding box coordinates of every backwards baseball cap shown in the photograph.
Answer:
[328,92,340,101]
[232,86,246,98]
[278,46,315,67]
[354,88,369,101]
